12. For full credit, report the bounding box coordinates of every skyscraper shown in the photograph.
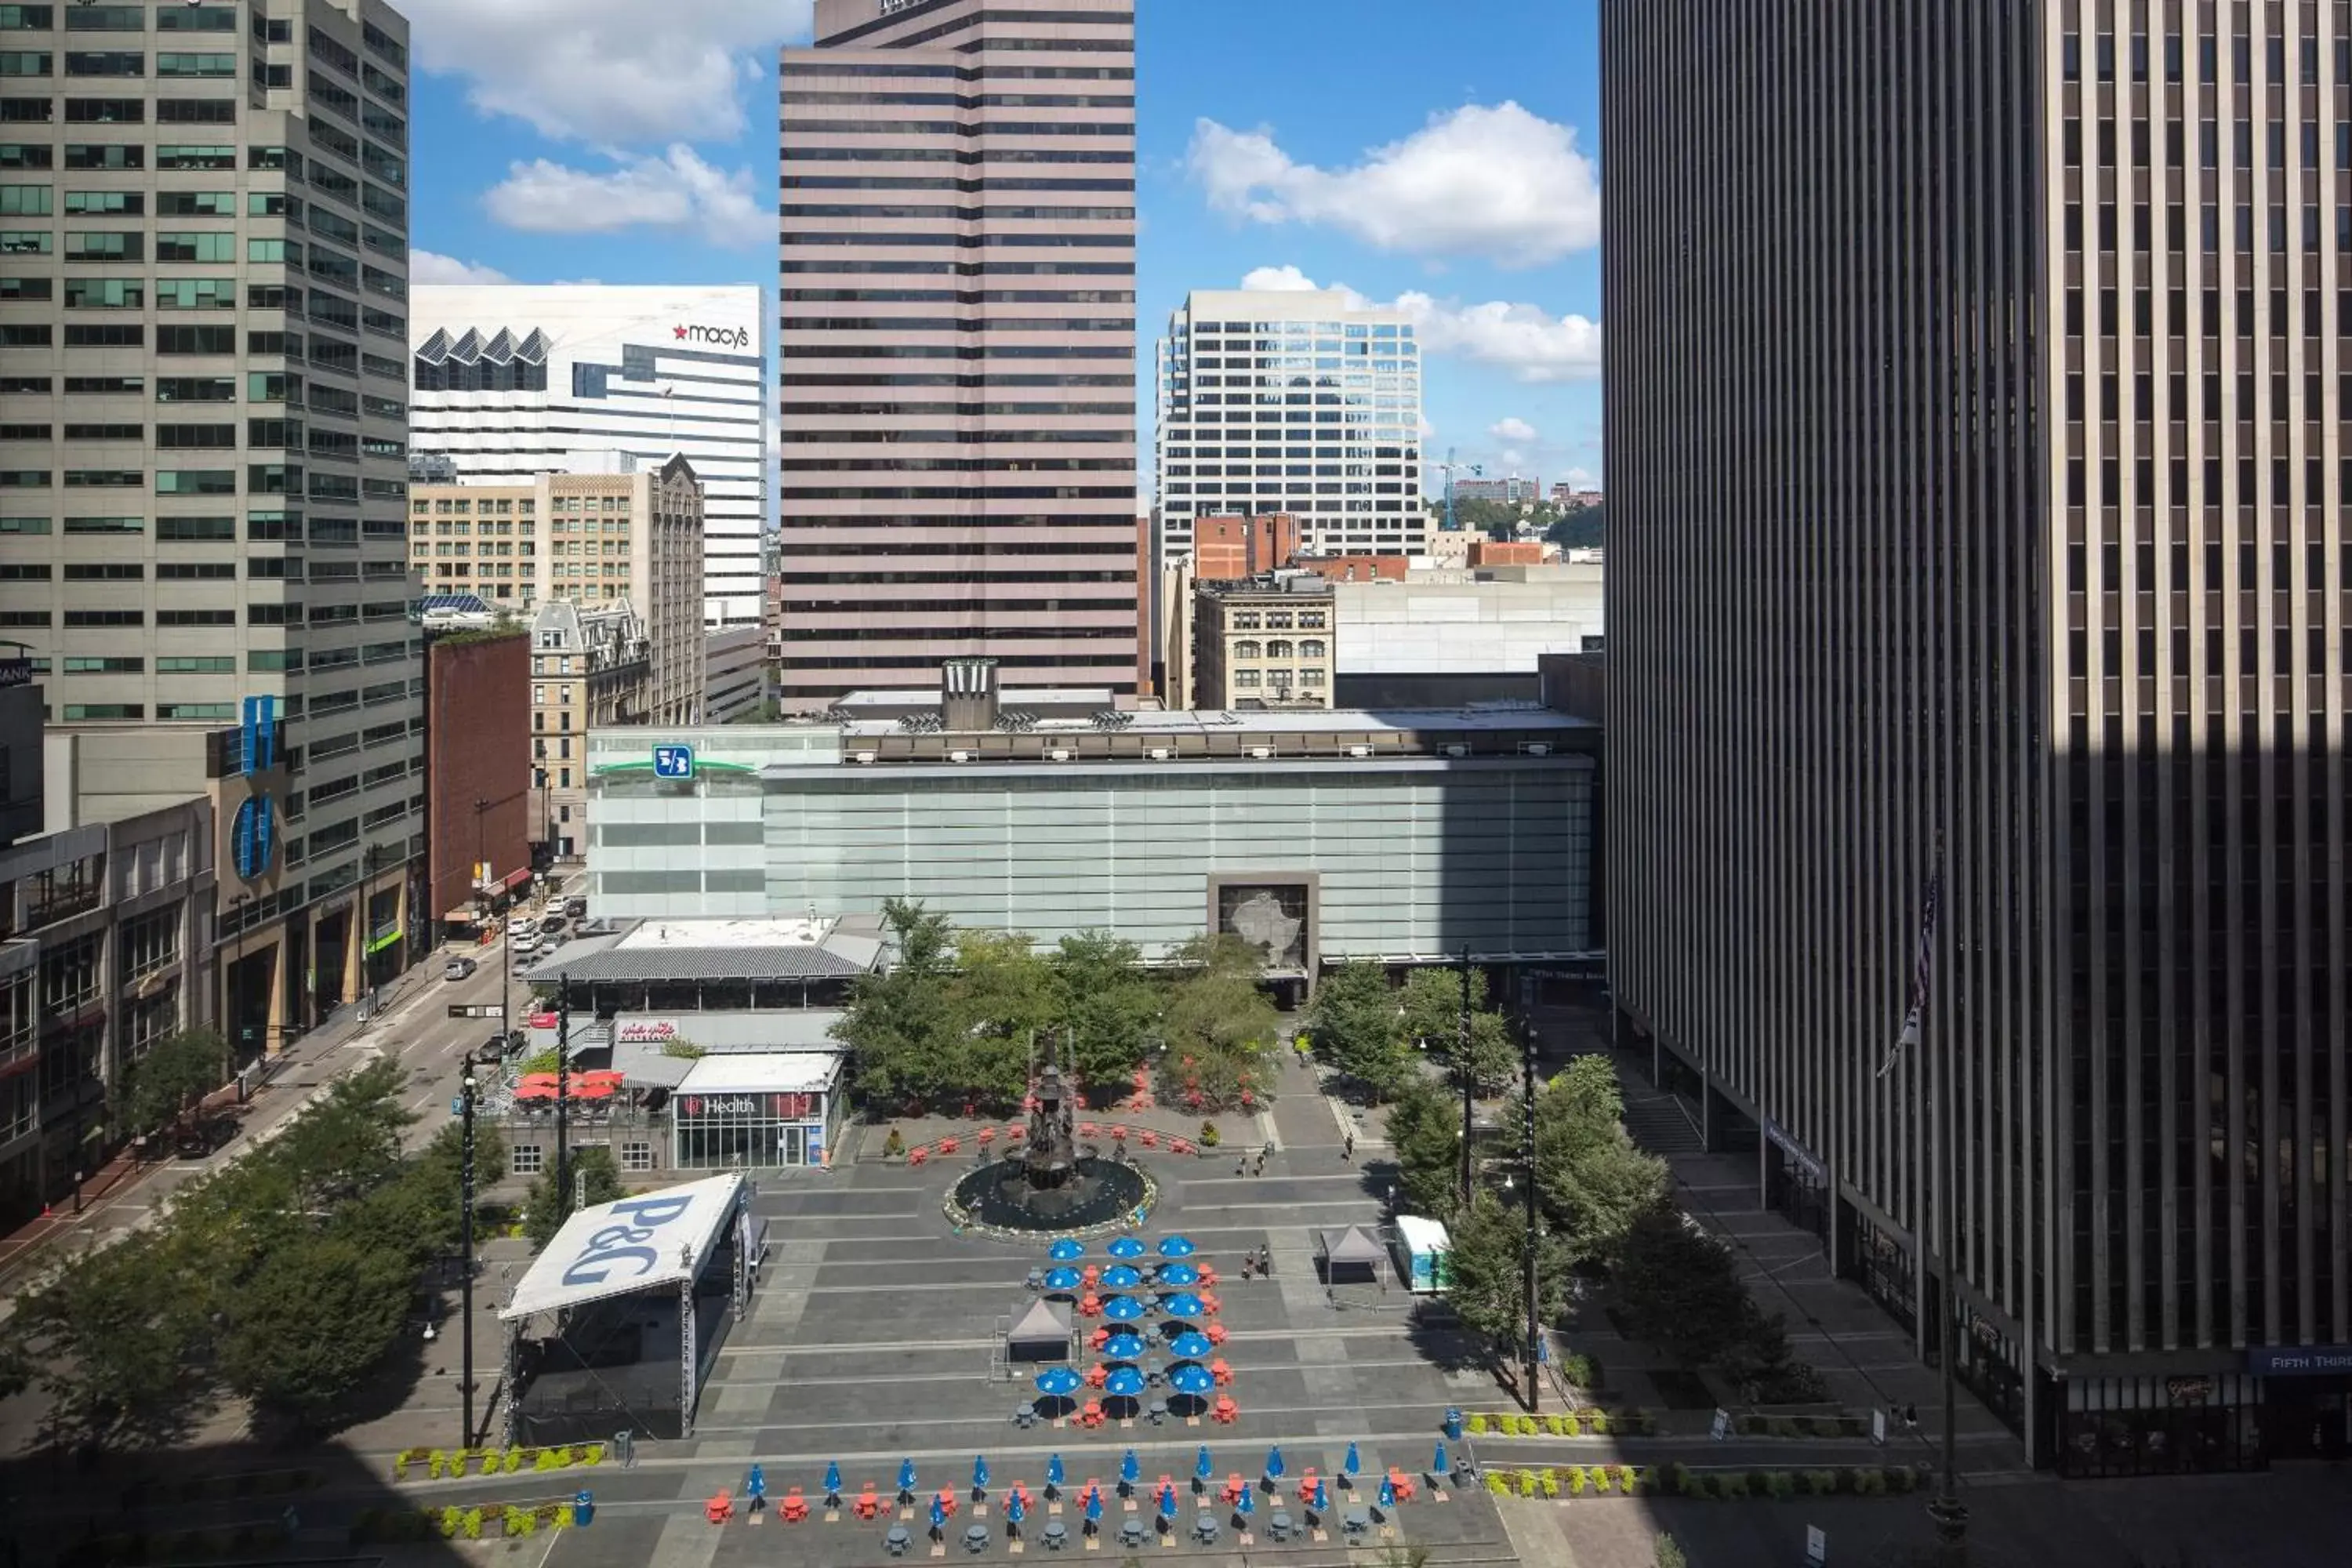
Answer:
[1154,289,1426,567]
[1604,3,2349,1474]
[775,0,1139,710]
[408,284,767,630]
[0,0,421,1047]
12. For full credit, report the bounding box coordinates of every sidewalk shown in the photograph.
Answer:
[0,957,448,1311]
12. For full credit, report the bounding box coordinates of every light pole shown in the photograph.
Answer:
[459,1069,478,1447]
[1519,1021,1540,1413]
[1457,947,1474,1212]
[1927,1022,1967,1561]
[554,977,572,1225]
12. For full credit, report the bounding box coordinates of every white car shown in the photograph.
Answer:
[511,931,541,957]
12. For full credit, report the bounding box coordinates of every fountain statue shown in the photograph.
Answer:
[947,1033,1153,1236]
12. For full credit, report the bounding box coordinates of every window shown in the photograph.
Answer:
[156,324,234,354]
[154,278,237,310]
[154,468,234,495]
[62,322,140,347]
[156,53,234,78]
[63,277,139,308]
[155,375,234,402]
[64,52,143,77]
[155,229,232,260]
[60,142,136,170]
[0,180,45,213]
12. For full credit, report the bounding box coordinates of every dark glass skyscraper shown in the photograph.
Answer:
[1603,1,2350,1472]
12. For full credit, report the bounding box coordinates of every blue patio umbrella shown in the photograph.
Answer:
[929,1497,946,1532]
[1160,1292,1206,1319]
[1170,1330,1214,1360]
[1310,1479,1330,1515]
[1043,1266,1083,1292]
[1236,1485,1254,1519]
[1006,1491,1026,1526]
[1100,1264,1143,1290]
[1168,1362,1215,1396]
[1036,1367,1082,1397]
[1158,1481,1178,1517]
[1265,1446,1285,1482]
[1432,1442,1449,1478]
[1083,1489,1104,1526]
[1046,1454,1065,1491]
[1156,1235,1196,1258]
[1102,1330,1147,1360]
[747,1464,766,1500]
[1102,1294,1148,1322]
[1120,1450,1140,1487]
[899,1458,918,1495]
[1049,1237,1085,1261]
[1343,1442,1362,1478]
[1155,1261,1200,1287]
[1104,1366,1147,1399]
[973,1456,990,1492]
[1106,1236,1146,1260]
[1377,1475,1396,1509]
[1196,1446,1214,1482]
[824,1461,842,1498]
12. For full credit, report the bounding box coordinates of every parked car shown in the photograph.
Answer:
[445,956,478,981]
[174,1116,238,1160]
[539,913,568,935]
[562,897,587,919]
[470,1033,511,1065]
[511,931,541,958]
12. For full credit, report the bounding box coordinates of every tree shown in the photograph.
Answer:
[0,1333,27,1401]
[13,1232,210,1446]
[1547,507,1604,550]
[115,1027,230,1139]
[1050,931,1161,1089]
[948,929,1057,1106]
[1308,962,1410,1099]
[1397,967,1484,1051]
[215,1226,412,1425]
[1385,1076,1464,1218]
[1441,1194,1573,1363]
[389,1119,510,1258]
[1611,1203,1755,1366]
[1161,935,1278,1056]
[268,1058,412,1215]
[523,1145,623,1247]
[1529,1056,1668,1271]
[1461,1011,1521,1096]
[835,899,966,1109]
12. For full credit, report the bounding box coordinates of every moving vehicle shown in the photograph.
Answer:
[445,956,478,982]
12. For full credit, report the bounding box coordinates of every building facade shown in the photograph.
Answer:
[1192,512,1300,582]
[532,598,652,863]
[582,708,1597,975]
[1604,1,2351,1472]
[1328,562,1604,705]
[423,628,528,932]
[775,0,1141,708]
[1191,573,1335,711]
[703,625,768,726]
[0,0,424,1052]
[408,285,765,631]
[1452,476,1541,506]
[1155,289,1425,568]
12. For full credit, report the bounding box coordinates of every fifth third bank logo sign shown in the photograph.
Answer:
[674,324,752,348]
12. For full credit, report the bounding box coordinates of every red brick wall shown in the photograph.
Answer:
[1195,514,1302,580]
[426,633,531,926]
[1294,554,1410,583]
[1467,539,1547,568]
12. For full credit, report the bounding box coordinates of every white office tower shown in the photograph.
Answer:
[1154,289,1425,563]
[409,285,765,629]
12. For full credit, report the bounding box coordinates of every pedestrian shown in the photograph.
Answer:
[1342,1131,1355,1163]
[1236,1154,1247,1178]
[1902,1403,1918,1433]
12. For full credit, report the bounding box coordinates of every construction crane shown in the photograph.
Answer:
[1432,448,1483,534]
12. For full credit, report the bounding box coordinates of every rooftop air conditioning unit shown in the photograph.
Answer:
[1247,746,1274,760]
[854,750,877,764]
[1148,747,1173,761]
[1347,745,1373,759]
[949,750,973,763]
[1048,749,1073,762]
[1525,742,1552,757]
[1441,744,1470,758]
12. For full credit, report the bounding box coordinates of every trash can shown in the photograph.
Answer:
[573,1490,594,1527]
[1442,1408,1463,1442]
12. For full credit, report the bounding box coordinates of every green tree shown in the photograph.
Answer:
[1525,1055,1667,1271]
[835,899,965,1109]
[1308,962,1410,1099]
[1385,1076,1465,1218]
[215,1226,412,1425]
[948,929,1056,1107]
[115,1027,230,1139]
[382,1119,510,1258]
[13,1232,210,1446]
[1548,507,1604,550]
[1397,967,1484,1051]
[1156,935,1276,1112]
[523,1145,624,1247]
[1611,1203,1755,1366]
[1441,1194,1573,1363]
[0,1333,28,1401]
[268,1058,413,1215]
[1050,931,1161,1089]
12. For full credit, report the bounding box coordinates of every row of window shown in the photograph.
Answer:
[0,52,238,78]
[0,5,238,33]
[2059,31,2338,89]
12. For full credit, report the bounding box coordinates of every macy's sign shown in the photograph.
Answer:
[673,323,751,348]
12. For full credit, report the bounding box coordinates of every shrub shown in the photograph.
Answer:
[1739,1414,1766,1436]
[534,1450,559,1472]
[1565,1468,1586,1497]
[1803,1469,1838,1496]
[462,1509,485,1541]
[392,1457,408,1483]
[1766,1472,1796,1501]
[1585,1410,1609,1436]
[1540,1470,1561,1498]
[884,1127,906,1158]
[1559,1352,1599,1388]
[1200,1122,1221,1148]
[1586,1466,1610,1494]
[583,1444,605,1467]
[1515,1469,1540,1497]
[437,1508,462,1540]
[1669,1463,1697,1497]
[426,1451,446,1480]
[1466,1414,1489,1435]
[1655,1532,1688,1568]
[503,1448,525,1475]
[1485,1472,1511,1497]
[1544,1414,1568,1436]
[1519,1415,1542,1437]
[1888,1466,1918,1494]
[503,1508,531,1537]
[1858,1468,1888,1497]
[1715,1472,1748,1500]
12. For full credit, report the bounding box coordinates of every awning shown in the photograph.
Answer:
[500,1172,746,1322]
[500,866,532,891]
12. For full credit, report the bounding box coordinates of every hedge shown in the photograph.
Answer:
[1463,1409,1658,1437]
[396,1443,605,1483]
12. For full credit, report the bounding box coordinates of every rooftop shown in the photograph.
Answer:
[675,1052,844,1099]
[523,915,887,986]
[837,702,1591,744]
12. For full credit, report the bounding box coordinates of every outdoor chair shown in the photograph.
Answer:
[1220,1474,1247,1504]
[1386,1471,1415,1502]
[704,1492,735,1524]
[1296,1471,1319,1504]
[1084,1364,1109,1388]
[1080,1400,1105,1428]
[1209,1359,1233,1387]
[781,1490,810,1523]
[855,1491,882,1520]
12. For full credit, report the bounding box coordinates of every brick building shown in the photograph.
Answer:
[425,632,532,935]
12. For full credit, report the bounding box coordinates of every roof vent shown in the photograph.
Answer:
[1347,745,1373,758]
[1048,748,1073,762]
[949,750,973,764]
[1441,744,1469,758]
[1247,746,1274,760]
[1148,747,1173,761]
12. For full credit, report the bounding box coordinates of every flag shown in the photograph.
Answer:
[1875,849,1944,1079]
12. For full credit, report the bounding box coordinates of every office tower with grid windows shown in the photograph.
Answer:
[775,0,1139,710]
[1154,289,1426,564]
[1604,2,2350,1474]
[0,0,422,1060]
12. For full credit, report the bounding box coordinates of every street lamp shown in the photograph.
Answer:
[459,1069,478,1447]
[1519,1021,1541,1414]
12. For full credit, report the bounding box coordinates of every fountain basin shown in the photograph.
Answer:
[947,1155,1156,1240]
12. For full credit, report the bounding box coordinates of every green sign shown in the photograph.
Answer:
[365,927,403,956]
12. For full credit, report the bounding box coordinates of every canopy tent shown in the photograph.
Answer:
[503,1173,746,1322]
[1007,1297,1076,1363]
[1319,1225,1387,1285]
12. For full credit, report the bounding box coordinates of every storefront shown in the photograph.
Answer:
[670,1053,844,1171]
[2250,1345,2352,1462]
[1849,1211,1917,1338]
[1762,1118,1828,1240]
[2056,1372,2266,1477]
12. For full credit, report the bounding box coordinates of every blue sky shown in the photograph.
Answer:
[402,0,1604,493]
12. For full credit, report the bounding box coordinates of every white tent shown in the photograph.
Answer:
[501,1171,747,1323]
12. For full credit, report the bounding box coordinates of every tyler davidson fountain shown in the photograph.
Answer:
[946,1036,1156,1239]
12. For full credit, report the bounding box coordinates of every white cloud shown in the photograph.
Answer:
[401,0,812,145]
[1240,269,1601,384]
[409,250,510,286]
[485,146,771,249]
[1564,467,1595,485]
[1489,416,1539,444]
[1192,103,1601,268]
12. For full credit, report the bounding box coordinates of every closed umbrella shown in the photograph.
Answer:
[1156,1261,1201,1287]
[1049,1238,1085,1261]
[1046,1454,1065,1494]
[1156,1235,1196,1258]
[1310,1478,1330,1515]
[1196,1446,1214,1482]
[973,1456,990,1492]
[1377,1475,1396,1509]
[929,1497,946,1532]
[1084,1488,1104,1527]
[1104,1366,1147,1399]
[1101,1264,1143,1290]
[1043,1266,1083,1293]
[1170,1330,1214,1360]
[747,1464,766,1501]
[1006,1491,1026,1526]
[1157,1482,1178,1518]
[1265,1446,1284,1482]
[824,1461,841,1498]
[1120,1450,1140,1488]
[1102,1330,1147,1360]
[1168,1362,1215,1396]
[900,1459,918,1496]
[1101,1294,1147,1322]
[1160,1292,1206,1319]
[1432,1442,1449,1477]
[1343,1442,1361,1479]
[1106,1236,1145,1260]
[1236,1485,1254,1519]
[1035,1367,1082,1397]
